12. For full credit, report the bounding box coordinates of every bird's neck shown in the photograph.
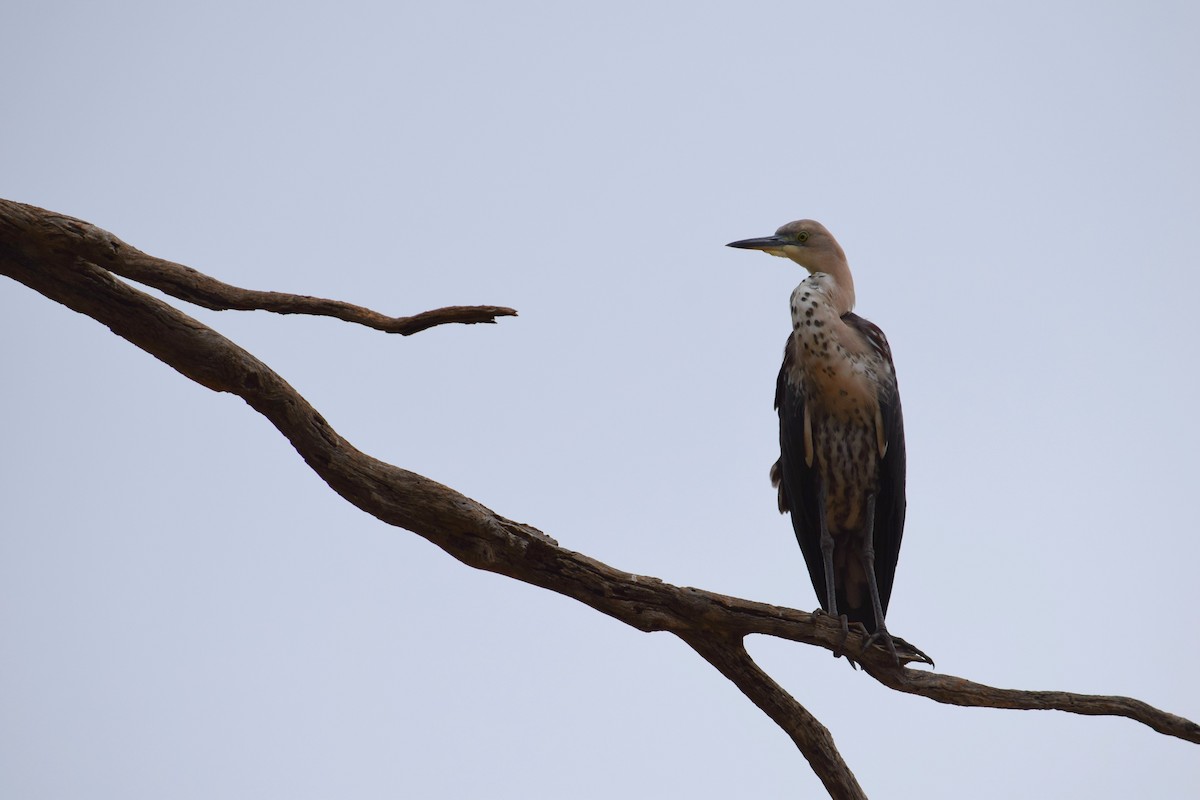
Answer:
[805,261,856,315]
[791,272,853,335]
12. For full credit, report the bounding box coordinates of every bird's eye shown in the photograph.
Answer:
[797,231,810,243]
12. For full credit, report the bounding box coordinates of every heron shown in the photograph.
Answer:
[727,220,928,666]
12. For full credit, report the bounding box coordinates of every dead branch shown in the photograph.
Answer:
[0,199,515,333]
[864,667,1200,743]
[2,198,1196,799]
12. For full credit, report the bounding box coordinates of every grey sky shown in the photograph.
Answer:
[2,1,1198,797]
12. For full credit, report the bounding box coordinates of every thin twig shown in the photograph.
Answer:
[0,199,516,333]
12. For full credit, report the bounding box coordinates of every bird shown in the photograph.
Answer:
[727,220,926,665]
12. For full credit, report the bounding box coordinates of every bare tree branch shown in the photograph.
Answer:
[686,633,867,800]
[864,667,1200,743]
[3,198,1196,798]
[0,199,516,333]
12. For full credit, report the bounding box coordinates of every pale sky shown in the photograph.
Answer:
[2,2,1198,797]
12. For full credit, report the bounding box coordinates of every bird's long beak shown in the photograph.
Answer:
[726,235,787,251]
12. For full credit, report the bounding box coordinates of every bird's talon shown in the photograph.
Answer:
[862,628,901,666]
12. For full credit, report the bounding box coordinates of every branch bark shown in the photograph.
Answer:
[0,199,515,334]
[3,198,1196,798]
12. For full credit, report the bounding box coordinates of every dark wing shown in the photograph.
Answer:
[773,336,830,611]
[842,312,907,618]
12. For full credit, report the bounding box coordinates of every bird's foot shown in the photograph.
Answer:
[836,614,852,653]
[814,609,860,669]
[861,628,936,668]
[862,626,901,666]
[889,635,935,668]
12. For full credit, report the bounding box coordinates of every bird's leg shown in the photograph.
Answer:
[818,484,838,616]
[816,482,850,658]
[859,493,900,665]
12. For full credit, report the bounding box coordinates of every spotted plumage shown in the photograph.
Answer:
[773,305,905,631]
[728,219,921,664]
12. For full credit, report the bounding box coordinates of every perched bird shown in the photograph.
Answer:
[728,220,925,664]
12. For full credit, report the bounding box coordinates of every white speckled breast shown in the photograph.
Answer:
[786,273,891,534]
[788,275,881,423]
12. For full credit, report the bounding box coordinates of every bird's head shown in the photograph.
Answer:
[726,219,847,276]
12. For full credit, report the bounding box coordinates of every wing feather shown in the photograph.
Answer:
[774,337,829,610]
[843,312,906,618]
